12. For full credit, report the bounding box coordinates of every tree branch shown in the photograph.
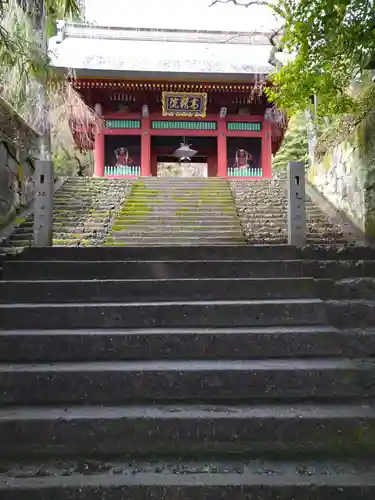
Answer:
[267,27,284,67]
[209,0,270,7]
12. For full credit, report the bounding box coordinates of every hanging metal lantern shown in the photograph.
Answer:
[172,142,198,160]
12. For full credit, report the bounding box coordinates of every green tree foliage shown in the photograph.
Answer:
[0,0,79,71]
[0,0,96,175]
[272,112,309,171]
[212,0,375,116]
[268,0,375,116]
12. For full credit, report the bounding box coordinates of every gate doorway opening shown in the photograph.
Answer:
[151,136,217,177]
[156,155,208,177]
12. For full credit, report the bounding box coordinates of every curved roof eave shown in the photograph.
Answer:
[49,26,274,78]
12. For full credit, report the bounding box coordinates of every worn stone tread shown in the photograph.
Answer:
[1,403,375,457]
[0,357,373,372]
[0,298,324,307]
[0,277,317,303]
[0,357,373,404]
[1,258,306,280]
[8,325,374,362]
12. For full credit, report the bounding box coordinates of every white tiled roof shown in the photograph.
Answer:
[49,22,275,77]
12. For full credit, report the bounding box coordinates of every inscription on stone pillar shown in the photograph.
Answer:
[33,160,54,247]
[287,162,306,246]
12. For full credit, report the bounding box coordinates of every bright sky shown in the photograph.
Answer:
[85,0,280,32]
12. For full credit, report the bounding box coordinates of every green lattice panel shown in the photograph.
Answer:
[227,167,263,177]
[104,165,141,176]
[151,121,217,130]
[104,119,141,129]
[227,122,262,132]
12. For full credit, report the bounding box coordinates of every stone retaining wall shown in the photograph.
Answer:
[308,120,375,239]
[0,97,39,231]
[0,141,35,230]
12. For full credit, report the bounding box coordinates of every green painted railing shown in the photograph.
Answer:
[104,165,141,176]
[104,119,141,129]
[227,167,263,177]
[151,120,217,130]
[227,122,262,132]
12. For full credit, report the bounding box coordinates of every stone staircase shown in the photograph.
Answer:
[106,177,245,246]
[231,179,353,244]
[0,244,375,498]
[1,176,358,250]
[1,177,132,250]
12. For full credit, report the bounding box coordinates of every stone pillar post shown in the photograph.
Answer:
[33,160,54,246]
[287,162,306,246]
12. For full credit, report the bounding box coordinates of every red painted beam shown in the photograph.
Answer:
[104,129,142,136]
[103,112,265,122]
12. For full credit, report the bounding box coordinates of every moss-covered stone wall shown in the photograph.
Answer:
[0,141,34,230]
[308,119,375,237]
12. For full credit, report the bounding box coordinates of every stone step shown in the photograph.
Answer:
[118,212,238,219]
[128,187,232,192]
[0,404,374,454]
[133,191,232,196]
[247,237,289,244]
[237,214,325,221]
[53,206,115,211]
[52,217,241,225]
[248,238,350,246]
[114,206,237,212]
[131,196,233,201]
[12,224,108,234]
[110,230,244,238]
[244,229,345,238]
[242,216,339,223]
[1,460,375,500]
[114,214,242,220]
[327,299,375,328]
[320,277,375,300]
[0,277,317,304]
[54,190,128,195]
[111,224,242,230]
[237,208,323,215]
[15,244,374,262]
[303,260,375,279]
[52,239,246,247]
[58,186,129,190]
[5,239,31,247]
[2,259,305,280]
[53,204,119,209]
[0,326,373,363]
[106,240,246,246]
[246,233,349,244]
[0,299,327,329]
[51,227,110,234]
[16,245,301,261]
[7,233,42,242]
[53,208,238,216]
[44,239,246,247]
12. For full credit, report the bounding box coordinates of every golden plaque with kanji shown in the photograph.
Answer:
[162,91,208,118]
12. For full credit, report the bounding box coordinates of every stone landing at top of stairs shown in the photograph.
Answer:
[106,178,246,246]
